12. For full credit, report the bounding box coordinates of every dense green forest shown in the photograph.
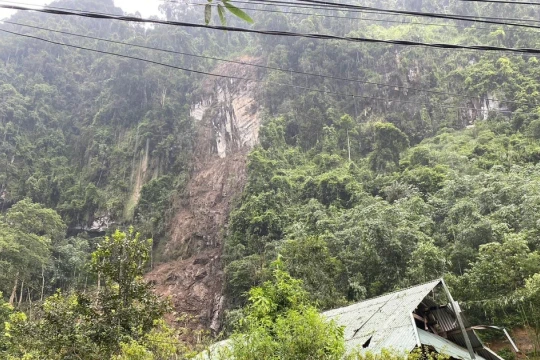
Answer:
[1,0,540,358]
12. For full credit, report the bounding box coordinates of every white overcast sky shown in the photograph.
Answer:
[0,0,161,20]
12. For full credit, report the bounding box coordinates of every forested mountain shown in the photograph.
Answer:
[1,0,540,358]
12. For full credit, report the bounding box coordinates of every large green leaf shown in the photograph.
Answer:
[204,4,212,25]
[217,4,226,26]
[223,1,253,24]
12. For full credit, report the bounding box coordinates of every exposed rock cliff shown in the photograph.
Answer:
[147,58,262,332]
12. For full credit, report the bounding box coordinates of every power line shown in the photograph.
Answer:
[4,0,540,27]
[7,0,540,36]
[5,0,540,37]
[183,0,540,35]
[0,26,529,114]
[250,0,540,25]
[0,26,256,80]
[192,1,430,23]
[459,0,540,5]
[4,0,540,28]
[182,0,447,19]
[3,3,540,55]
[3,0,539,49]
[2,19,531,107]
[14,0,538,41]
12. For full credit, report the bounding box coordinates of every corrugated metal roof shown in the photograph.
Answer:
[432,307,459,332]
[448,330,504,360]
[418,329,487,360]
[448,330,483,350]
[476,347,504,360]
[323,279,442,354]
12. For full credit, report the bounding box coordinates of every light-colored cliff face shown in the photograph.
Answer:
[191,64,260,158]
[147,58,261,332]
[467,93,510,123]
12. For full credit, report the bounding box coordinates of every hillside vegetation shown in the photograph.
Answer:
[1,0,540,357]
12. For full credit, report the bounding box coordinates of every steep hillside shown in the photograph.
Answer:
[147,60,262,331]
[1,1,540,355]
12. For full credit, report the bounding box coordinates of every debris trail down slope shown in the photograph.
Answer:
[146,58,262,332]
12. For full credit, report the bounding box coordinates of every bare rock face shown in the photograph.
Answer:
[192,59,261,158]
[465,93,510,124]
[147,58,262,332]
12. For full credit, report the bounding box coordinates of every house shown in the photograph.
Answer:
[323,279,517,360]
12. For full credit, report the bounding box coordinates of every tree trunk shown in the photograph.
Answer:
[27,288,32,319]
[347,130,351,162]
[41,265,45,301]
[18,279,24,307]
[9,276,18,305]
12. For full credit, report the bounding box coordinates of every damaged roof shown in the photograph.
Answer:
[323,279,441,355]
[419,329,487,360]
[323,279,504,360]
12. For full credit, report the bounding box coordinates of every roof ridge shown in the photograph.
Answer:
[324,278,442,314]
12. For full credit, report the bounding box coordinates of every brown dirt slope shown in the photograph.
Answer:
[487,327,538,359]
[146,58,261,333]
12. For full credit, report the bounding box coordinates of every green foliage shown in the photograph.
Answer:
[135,175,174,240]
[369,122,410,173]
[497,348,516,360]
[406,240,447,285]
[0,0,197,230]
[5,198,66,240]
[112,320,195,360]
[460,237,540,303]
[4,0,540,355]
[401,165,447,195]
[203,0,253,25]
[225,116,540,347]
[0,293,13,352]
[48,235,92,293]
[281,236,346,308]
[88,229,167,350]
[346,348,449,360]
[0,199,66,298]
[220,260,345,360]
[521,274,540,352]
[2,229,179,360]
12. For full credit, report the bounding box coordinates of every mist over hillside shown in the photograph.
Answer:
[1,0,540,358]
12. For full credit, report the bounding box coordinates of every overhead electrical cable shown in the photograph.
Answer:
[244,0,540,24]
[3,19,532,107]
[287,0,540,24]
[184,0,442,17]
[4,3,540,55]
[14,0,531,38]
[3,0,540,28]
[459,0,540,5]
[183,0,540,34]
[6,0,538,35]
[0,26,528,114]
[249,0,540,26]
[3,0,539,65]
[4,0,540,39]
[4,0,540,28]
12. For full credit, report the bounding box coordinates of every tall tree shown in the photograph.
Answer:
[221,259,345,360]
[3,228,176,359]
[0,198,65,303]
